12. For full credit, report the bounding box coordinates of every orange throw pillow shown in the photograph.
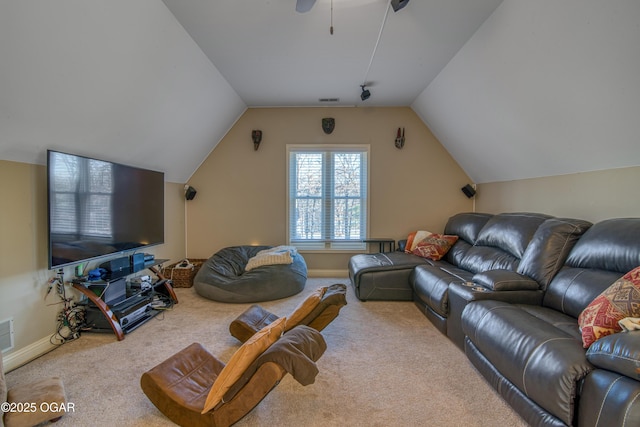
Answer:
[578,266,640,348]
[202,316,286,413]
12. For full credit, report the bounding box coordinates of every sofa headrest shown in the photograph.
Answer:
[565,218,640,274]
[474,213,552,259]
[517,217,592,287]
[444,212,493,244]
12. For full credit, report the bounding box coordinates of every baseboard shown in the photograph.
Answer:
[2,336,57,372]
[308,269,349,278]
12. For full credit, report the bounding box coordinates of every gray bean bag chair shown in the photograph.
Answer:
[193,245,307,303]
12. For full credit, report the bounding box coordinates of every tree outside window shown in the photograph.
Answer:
[287,145,369,250]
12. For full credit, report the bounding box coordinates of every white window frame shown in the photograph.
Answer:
[286,144,369,252]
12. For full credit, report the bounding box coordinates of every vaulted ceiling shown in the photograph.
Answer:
[1,1,638,184]
[160,0,502,107]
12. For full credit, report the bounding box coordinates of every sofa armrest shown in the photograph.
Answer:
[578,369,640,426]
[586,331,640,380]
[472,269,540,291]
[449,282,544,305]
[446,282,544,350]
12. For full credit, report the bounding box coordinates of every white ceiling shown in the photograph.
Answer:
[0,0,246,183]
[1,0,639,184]
[414,0,640,182]
[161,0,504,107]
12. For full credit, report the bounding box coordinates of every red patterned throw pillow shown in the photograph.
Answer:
[578,266,640,348]
[405,230,433,253]
[411,234,459,261]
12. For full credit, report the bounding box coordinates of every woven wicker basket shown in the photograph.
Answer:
[161,259,206,288]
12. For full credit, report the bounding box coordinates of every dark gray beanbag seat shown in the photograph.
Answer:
[193,246,307,303]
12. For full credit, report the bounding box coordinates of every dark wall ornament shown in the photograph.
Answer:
[322,118,335,134]
[252,130,262,151]
[395,127,405,149]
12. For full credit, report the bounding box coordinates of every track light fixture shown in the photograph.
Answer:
[360,85,371,101]
[391,0,410,12]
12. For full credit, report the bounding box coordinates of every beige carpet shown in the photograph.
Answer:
[5,278,527,426]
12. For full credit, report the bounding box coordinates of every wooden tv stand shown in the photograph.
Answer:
[72,259,177,341]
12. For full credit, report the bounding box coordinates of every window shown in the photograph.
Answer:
[50,152,113,239]
[287,145,369,250]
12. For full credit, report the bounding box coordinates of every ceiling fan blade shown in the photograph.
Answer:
[296,0,316,13]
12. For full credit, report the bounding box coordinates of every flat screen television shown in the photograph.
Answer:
[47,150,164,269]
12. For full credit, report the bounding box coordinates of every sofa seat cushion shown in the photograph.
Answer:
[517,305,583,340]
[411,263,473,317]
[462,300,593,425]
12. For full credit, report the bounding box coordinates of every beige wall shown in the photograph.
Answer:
[476,166,640,222]
[186,107,474,274]
[163,182,188,263]
[0,160,185,370]
[3,113,637,367]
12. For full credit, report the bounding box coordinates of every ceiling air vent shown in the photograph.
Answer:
[319,98,340,103]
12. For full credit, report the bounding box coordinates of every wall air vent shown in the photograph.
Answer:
[319,98,340,102]
[0,318,14,352]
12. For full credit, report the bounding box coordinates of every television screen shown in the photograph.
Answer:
[47,150,164,269]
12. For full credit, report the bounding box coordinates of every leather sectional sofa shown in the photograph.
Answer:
[348,212,640,427]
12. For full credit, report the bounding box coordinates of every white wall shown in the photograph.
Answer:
[186,107,474,275]
[412,0,640,184]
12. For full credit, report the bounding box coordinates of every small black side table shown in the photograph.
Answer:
[362,238,396,253]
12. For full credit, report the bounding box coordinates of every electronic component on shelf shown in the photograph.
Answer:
[129,275,153,291]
